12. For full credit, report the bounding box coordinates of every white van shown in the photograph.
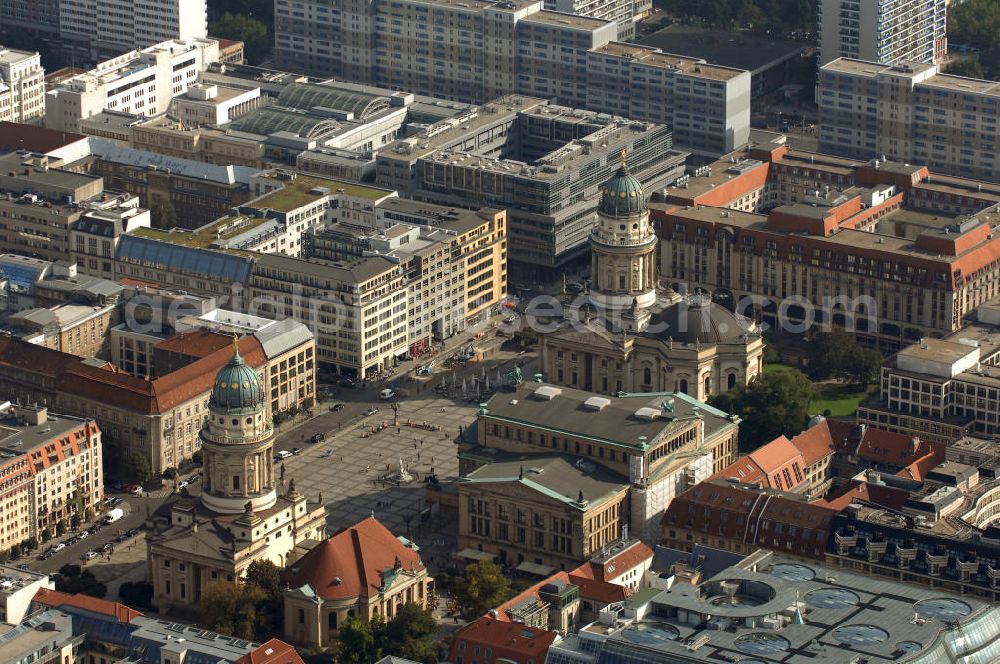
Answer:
[379,389,395,400]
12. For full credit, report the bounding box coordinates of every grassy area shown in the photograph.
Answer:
[253,173,391,211]
[133,215,272,249]
[763,363,875,417]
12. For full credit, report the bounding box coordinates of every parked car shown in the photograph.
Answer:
[310,433,326,443]
[379,388,396,400]
[364,406,379,416]
[178,479,190,489]
[106,497,123,507]
[187,473,201,483]
[274,450,294,461]
[81,551,99,560]
[320,450,333,459]
[330,403,346,412]
[77,531,89,540]
[52,543,66,553]
[290,447,303,456]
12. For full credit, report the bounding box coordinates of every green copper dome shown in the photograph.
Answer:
[599,159,645,217]
[211,345,264,412]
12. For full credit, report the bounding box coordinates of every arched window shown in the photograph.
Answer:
[643,367,651,385]
[728,373,737,390]
[679,379,688,394]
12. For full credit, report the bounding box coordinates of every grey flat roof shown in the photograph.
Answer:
[0,410,90,458]
[462,453,627,509]
[252,252,399,284]
[634,25,807,75]
[482,383,733,450]
[254,318,314,358]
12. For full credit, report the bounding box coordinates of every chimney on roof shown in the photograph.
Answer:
[22,405,47,426]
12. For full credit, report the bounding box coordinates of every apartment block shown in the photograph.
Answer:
[818,58,1000,183]
[377,97,686,277]
[544,0,649,40]
[59,0,207,58]
[273,0,750,157]
[818,0,946,66]
[0,405,103,546]
[650,134,1000,351]
[43,39,220,134]
[0,48,44,124]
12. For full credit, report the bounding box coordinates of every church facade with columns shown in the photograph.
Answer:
[147,339,327,610]
[540,153,765,402]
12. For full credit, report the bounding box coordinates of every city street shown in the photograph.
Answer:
[20,490,170,576]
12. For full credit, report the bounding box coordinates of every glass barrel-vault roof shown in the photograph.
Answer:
[274,82,390,119]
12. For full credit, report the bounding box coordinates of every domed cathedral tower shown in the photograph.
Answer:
[200,336,277,514]
[589,150,657,331]
[146,335,328,611]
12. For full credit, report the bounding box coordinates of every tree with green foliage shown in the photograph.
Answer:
[385,603,440,663]
[337,615,387,664]
[661,0,815,39]
[805,331,881,386]
[455,560,510,619]
[948,56,985,79]
[948,0,1000,78]
[118,581,155,609]
[210,13,271,64]
[56,565,107,598]
[126,452,152,485]
[161,467,177,480]
[199,581,266,640]
[245,559,282,596]
[149,197,178,230]
[709,368,814,452]
[192,450,204,466]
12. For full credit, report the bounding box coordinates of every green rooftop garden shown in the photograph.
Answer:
[253,173,390,212]
[132,215,272,249]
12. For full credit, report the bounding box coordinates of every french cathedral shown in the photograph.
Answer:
[540,153,764,401]
[147,340,327,609]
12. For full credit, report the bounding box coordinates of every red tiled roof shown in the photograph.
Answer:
[284,516,423,600]
[235,639,304,664]
[571,541,653,584]
[33,588,142,623]
[827,420,945,470]
[447,617,557,664]
[0,121,86,154]
[154,329,232,358]
[566,574,629,604]
[710,435,810,492]
[817,479,910,511]
[0,333,267,415]
[663,480,838,559]
[790,419,836,467]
